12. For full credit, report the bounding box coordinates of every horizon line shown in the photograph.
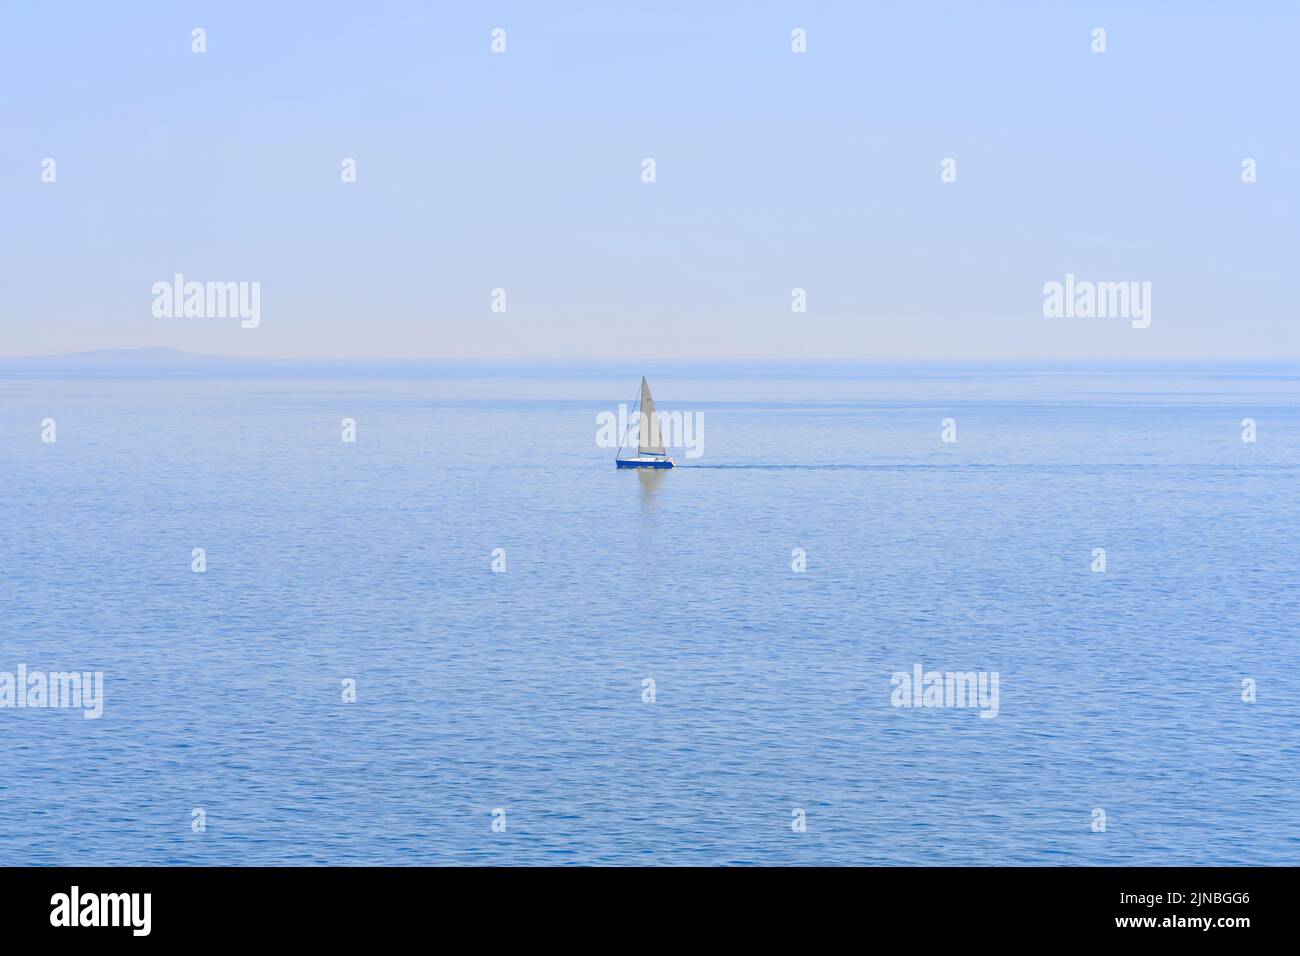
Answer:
[5,348,1300,367]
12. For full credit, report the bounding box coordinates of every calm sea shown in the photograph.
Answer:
[2,363,1298,865]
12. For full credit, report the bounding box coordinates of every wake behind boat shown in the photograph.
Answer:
[615,376,676,468]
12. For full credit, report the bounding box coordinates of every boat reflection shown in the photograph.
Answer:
[637,466,666,503]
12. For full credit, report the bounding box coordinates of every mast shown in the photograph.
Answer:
[638,377,666,457]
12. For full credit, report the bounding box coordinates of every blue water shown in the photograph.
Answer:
[2,364,1298,865]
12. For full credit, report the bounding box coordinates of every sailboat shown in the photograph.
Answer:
[615,376,676,468]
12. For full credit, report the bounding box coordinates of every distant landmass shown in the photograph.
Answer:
[0,349,560,378]
[0,348,270,376]
[1,348,1298,379]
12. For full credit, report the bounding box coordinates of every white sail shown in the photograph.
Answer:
[638,376,666,456]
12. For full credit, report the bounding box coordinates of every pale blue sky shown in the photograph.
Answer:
[2,2,1296,359]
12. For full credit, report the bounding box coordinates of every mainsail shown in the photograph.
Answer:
[638,376,666,457]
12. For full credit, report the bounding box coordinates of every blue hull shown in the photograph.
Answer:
[616,458,675,468]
